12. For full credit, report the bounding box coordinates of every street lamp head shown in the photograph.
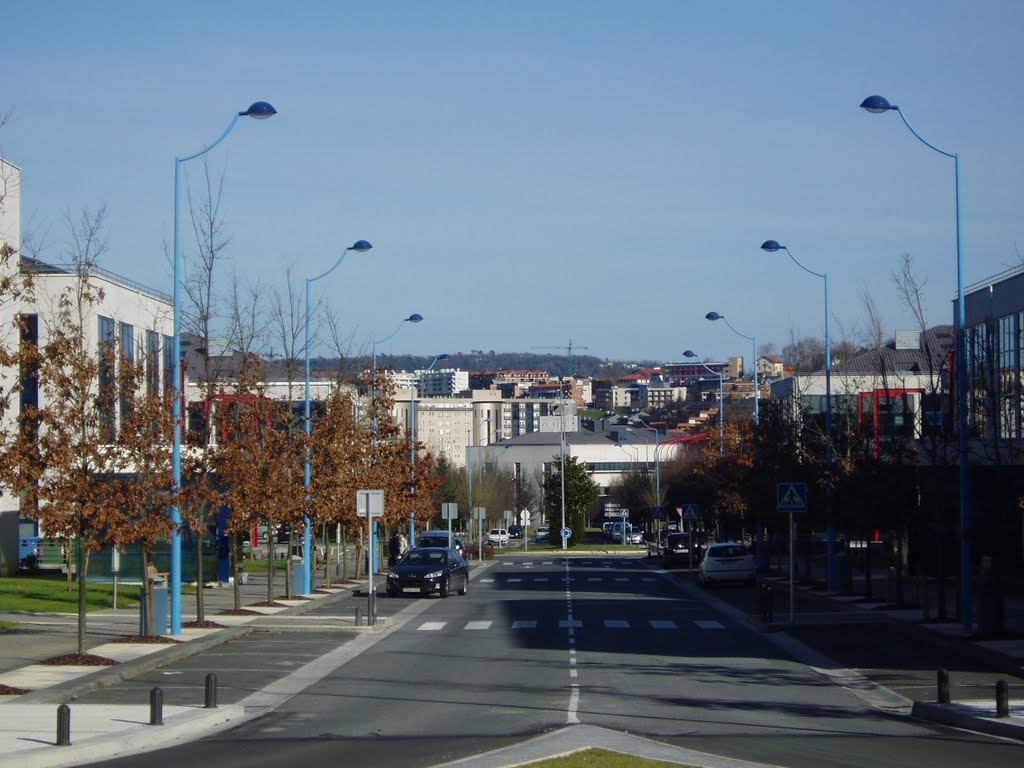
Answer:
[760,240,785,253]
[241,101,277,119]
[348,240,373,253]
[407,314,424,323]
[683,350,697,359]
[437,353,450,361]
[860,95,896,114]
[705,312,723,322]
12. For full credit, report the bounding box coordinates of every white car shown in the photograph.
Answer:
[535,526,550,543]
[699,543,756,586]
[487,528,510,546]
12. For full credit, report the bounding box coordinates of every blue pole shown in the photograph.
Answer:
[303,240,373,593]
[171,105,273,634]
[861,96,970,628]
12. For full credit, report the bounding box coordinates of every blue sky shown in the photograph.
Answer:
[4,1,1022,366]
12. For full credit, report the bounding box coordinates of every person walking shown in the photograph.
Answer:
[388,531,402,569]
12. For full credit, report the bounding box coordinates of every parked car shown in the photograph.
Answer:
[386,546,469,597]
[487,528,510,546]
[417,531,467,559]
[508,524,524,539]
[699,542,756,586]
[535,526,550,543]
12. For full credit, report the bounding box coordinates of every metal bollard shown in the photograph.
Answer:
[205,673,218,709]
[355,606,363,626]
[56,703,72,746]
[149,687,164,726]
[996,680,1009,718]
[937,668,950,704]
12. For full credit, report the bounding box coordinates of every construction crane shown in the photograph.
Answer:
[531,340,589,379]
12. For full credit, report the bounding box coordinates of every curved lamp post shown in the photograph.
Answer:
[171,101,276,635]
[410,353,449,546]
[303,239,373,594]
[705,312,759,425]
[372,314,424,435]
[683,350,724,453]
[760,239,835,590]
[860,94,971,628]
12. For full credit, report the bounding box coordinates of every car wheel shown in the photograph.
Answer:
[387,586,398,597]
[440,577,450,598]
[458,576,468,596]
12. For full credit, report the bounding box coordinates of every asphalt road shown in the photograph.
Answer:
[80,555,1023,768]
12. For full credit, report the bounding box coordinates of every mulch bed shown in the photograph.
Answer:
[275,595,311,601]
[39,653,117,666]
[111,635,180,644]
[0,684,32,695]
[250,601,288,608]
[217,608,264,615]
[184,620,227,629]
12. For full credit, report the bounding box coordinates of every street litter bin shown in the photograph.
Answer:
[292,562,305,592]
[140,584,168,635]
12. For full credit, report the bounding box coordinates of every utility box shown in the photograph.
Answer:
[140,585,168,635]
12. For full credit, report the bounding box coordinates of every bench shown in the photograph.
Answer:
[146,564,169,583]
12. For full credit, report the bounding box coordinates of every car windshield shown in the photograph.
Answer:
[709,545,746,558]
[402,550,446,565]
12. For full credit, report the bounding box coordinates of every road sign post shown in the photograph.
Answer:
[777,483,808,625]
[681,504,700,573]
[441,502,458,549]
[357,490,384,625]
[472,506,486,561]
[520,509,531,551]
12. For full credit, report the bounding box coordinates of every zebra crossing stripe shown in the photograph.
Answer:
[559,619,583,629]
[417,622,446,631]
[650,620,677,629]
[604,620,630,629]
[465,621,492,630]
[512,620,537,629]
[695,620,725,630]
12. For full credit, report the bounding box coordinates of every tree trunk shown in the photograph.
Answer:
[76,537,88,655]
[232,533,242,611]
[140,550,154,636]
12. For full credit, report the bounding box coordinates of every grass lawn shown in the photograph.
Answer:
[0,573,141,612]
[523,749,694,767]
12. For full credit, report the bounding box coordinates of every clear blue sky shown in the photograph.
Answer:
[4,1,1022,366]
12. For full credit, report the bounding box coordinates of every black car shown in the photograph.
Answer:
[662,532,702,568]
[508,524,524,539]
[417,531,468,558]
[386,547,469,598]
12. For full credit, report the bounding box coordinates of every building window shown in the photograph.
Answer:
[18,314,39,414]
[98,316,116,442]
[146,330,159,397]
[998,315,1017,439]
[119,323,135,434]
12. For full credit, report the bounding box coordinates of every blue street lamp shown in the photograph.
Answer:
[303,240,373,594]
[171,101,276,635]
[860,94,972,629]
[366,314,423,569]
[705,312,759,425]
[410,354,449,546]
[760,239,835,591]
[682,350,724,453]
[372,314,424,436]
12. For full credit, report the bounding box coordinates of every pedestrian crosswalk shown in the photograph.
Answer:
[412,618,722,632]
[479,576,657,585]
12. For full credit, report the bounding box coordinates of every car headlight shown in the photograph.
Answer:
[424,570,443,580]
[387,572,399,580]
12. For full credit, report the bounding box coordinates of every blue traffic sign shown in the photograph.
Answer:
[777,483,808,512]
[560,527,572,540]
[681,504,700,522]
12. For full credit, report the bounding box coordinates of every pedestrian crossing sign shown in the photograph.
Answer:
[777,483,808,512]
[681,504,700,522]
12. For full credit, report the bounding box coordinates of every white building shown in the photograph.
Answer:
[0,158,175,547]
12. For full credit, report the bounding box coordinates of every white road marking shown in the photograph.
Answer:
[588,577,602,582]
[480,578,495,583]
[604,620,630,629]
[512,620,536,629]
[534,577,549,583]
[417,622,446,631]
[507,578,522,583]
[695,620,725,630]
[465,621,492,630]
[650,620,678,629]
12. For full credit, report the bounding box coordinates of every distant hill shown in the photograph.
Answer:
[305,351,663,380]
